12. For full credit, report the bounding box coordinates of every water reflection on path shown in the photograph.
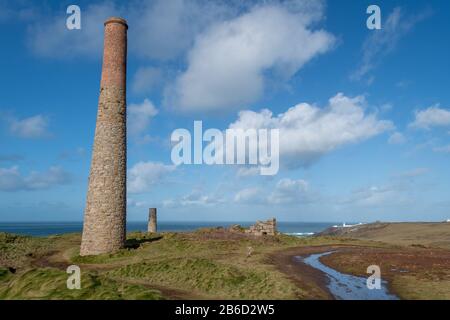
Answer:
[297,251,399,300]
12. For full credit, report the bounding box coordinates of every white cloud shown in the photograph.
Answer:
[268,178,309,204]
[228,93,394,168]
[395,167,430,178]
[0,166,71,192]
[0,0,36,23]
[236,167,260,178]
[26,1,325,61]
[9,115,50,138]
[234,187,264,204]
[24,1,333,111]
[163,190,224,207]
[127,198,147,208]
[128,161,175,193]
[352,7,431,81]
[343,185,404,207]
[388,132,406,144]
[342,167,430,207]
[410,105,450,129]
[131,0,232,60]
[168,4,335,112]
[28,2,120,58]
[131,67,163,94]
[26,0,231,60]
[127,99,158,137]
[433,145,450,153]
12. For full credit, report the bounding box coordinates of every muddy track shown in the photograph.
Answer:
[269,245,382,300]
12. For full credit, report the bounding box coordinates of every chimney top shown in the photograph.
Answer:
[104,17,128,29]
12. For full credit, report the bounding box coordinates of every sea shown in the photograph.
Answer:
[0,221,340,237]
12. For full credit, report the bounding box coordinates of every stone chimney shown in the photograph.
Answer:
[148,208,157,233]
[80,17,128,256]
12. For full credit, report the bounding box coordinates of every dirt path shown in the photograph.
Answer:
[31,248,205,300]
[271,243,450,300]
[269,246,338,299]
[269,244,382,300]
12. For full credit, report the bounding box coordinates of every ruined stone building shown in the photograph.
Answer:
[80,17,128,256]
[245,218,277,236]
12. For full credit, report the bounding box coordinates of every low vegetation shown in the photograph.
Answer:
[0,222,449,299]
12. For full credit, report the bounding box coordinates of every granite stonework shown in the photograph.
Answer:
[80,17,128,256]
[245,218,277,236]
[148,208,157,233]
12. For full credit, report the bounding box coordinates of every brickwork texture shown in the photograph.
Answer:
[80,17,128,256]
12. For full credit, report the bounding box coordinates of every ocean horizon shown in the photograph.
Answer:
[0,221,344,237]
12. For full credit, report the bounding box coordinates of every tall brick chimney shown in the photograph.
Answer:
[80,17,128,256]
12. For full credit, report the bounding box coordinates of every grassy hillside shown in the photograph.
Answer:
[318,222,450,249]
[0,229,355,299]
[1,223,449,300]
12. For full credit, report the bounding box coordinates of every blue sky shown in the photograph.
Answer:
[0,0,449,222]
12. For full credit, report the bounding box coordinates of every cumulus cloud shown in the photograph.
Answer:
[28,2,119,58]
[131,67,163,94]
[127,198,147,208]
[234,187,264,204]
[130,0,232,60]
[26,0,231,59]
[388,132,406,145]
[24,1,333,112]
[343,185,405,207]
[268,178,309,204]
[352,7,431,82]
[9,115,50,139]
[163,190,224,207]
[128,99,158,137]
[168,4,334,112]
[233,178,313,205]
[26,0,325,61]
[0,166,71,192]
[228,93,393,168]
[128,161,175,193]
[410,105,450,129]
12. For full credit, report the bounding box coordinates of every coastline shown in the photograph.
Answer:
[0,221,337,237]
[1,222,449,299]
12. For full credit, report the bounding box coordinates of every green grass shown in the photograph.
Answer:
[392,275,450,300]
[0,268,163,300]
[2,224,449,300]
[0,230,312,299]
[108,257,301,299]
[0,233,53,268]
